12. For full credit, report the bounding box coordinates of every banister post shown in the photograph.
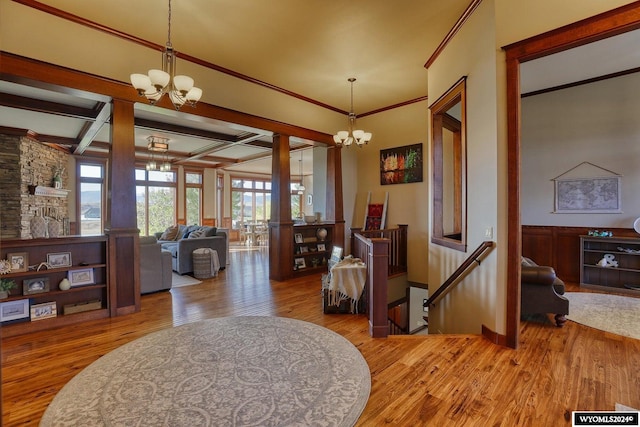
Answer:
[369,238,389,338]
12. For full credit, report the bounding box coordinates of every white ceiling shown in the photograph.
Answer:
[1,2,638,175]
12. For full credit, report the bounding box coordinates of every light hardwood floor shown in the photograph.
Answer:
[2,246,639,426]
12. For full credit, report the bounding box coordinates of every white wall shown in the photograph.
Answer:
[355,102,430,284]
[521,73,640,228]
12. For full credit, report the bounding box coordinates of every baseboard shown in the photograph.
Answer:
[481,324,508,347]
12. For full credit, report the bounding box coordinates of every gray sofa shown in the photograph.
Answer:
[156,225,228,275]
[139,236,172,294]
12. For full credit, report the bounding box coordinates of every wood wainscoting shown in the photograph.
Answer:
[522,225,637,283]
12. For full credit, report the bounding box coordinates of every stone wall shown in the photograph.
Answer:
[0,135,21,238]
[0,135,69,239]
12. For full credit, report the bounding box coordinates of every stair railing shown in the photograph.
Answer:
[425,240,495,309]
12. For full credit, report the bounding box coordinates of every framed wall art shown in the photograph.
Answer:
[553,162,622,214]
[380,143,423,185]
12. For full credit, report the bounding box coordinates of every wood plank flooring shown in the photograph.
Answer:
[2,246,639,426]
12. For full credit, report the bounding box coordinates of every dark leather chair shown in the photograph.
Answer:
[521,257,569,327]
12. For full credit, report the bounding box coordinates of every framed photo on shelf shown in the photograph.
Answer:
[294,233,304,244]
[68,268,94,287]
[0,299,29,323]
[294,257,306,269]
[317,243,326,252]
[30,301,57,321]
[300,246,309,253]
[7,252,28,273]
[47,252,72,268]
[23,277,50,295]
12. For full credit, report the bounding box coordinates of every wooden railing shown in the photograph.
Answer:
[425,241,495,308]
[350,224,407,276]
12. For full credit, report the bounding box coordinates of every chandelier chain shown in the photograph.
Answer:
[167,0,172,48]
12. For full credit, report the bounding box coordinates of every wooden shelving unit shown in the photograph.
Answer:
[0,236,110,337]
[292,223,334,276]
[580,235,640,295]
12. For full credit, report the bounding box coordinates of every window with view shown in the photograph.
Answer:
[79,162,104,236]
[185,171,202,225]
[136,169,176,236]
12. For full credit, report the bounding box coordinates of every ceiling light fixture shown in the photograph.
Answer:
[297,151,306,195]
[333,78,372,148]
[146,136,171,171]
[130,0,202,110]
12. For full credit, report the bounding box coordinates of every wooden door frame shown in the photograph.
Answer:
[503,2,640,348]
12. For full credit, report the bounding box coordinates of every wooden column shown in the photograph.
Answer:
[268,134,294,281]
[326,146,345,251]
[105,99,140,316]
[369,238,389,338]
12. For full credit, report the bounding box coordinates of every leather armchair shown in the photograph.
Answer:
[521,257,569,327]
[139,236,172,294]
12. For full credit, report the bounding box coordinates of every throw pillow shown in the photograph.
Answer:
[188,228,206,239]
[159,225,179,241]
[203,226,217,237]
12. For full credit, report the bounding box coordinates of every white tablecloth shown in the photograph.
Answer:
[323,257,366,313]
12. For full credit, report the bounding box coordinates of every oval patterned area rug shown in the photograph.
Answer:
[41,316,371,426]
[564,292,640,340]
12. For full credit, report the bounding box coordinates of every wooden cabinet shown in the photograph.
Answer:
[580,235,640,294]
[0,236,110,337]
[292,223,333,276]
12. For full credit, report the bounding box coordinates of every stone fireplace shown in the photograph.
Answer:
[0,134,69,239]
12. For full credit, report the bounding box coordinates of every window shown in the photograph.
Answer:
[136,169,177,236]
[430,77,467,251]
[185,171,202,225]
[230,178,272,229]
[78,162,105,236]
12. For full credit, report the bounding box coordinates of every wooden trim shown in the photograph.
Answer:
[481,324,507,346]
[11,0,428,118]
[504,1,640,349]
[424,0,484,69]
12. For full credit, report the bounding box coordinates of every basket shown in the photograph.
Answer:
[193,248,219,279]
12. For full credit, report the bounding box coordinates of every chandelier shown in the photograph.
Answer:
[130,0,202,110]
[146,136,172,171]
[297,151,305,195]
[333,78,372,147]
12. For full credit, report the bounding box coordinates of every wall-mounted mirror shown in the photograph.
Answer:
[430,77,467,252]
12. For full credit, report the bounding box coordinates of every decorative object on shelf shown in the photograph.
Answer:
[0,278,17,299]
[294,233,303,244]
[0,259,11,275]
[617,246,640,254]
[7,252,28,272]
[304,215,316,224]
[0,299,29,323]
[52,163,64,189]
[316,227,328,241]
[634,217,640,234]
[294,257,306,270]
[35,262,52,271]
[23,277,50,296]
[68,268,94,287]
[333,78,372,147]
[63,299,101,315]
[58,278,71,291]
[597,253,618,268]
[47,252,72,268]
[47,218,61,238]
[588,230,613,237]
[317,243,326,252]
[130,0,202,110]
[30,212,46,239]
[30,301,57,321]
[145,136,172,171]
[315,212,322,222]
